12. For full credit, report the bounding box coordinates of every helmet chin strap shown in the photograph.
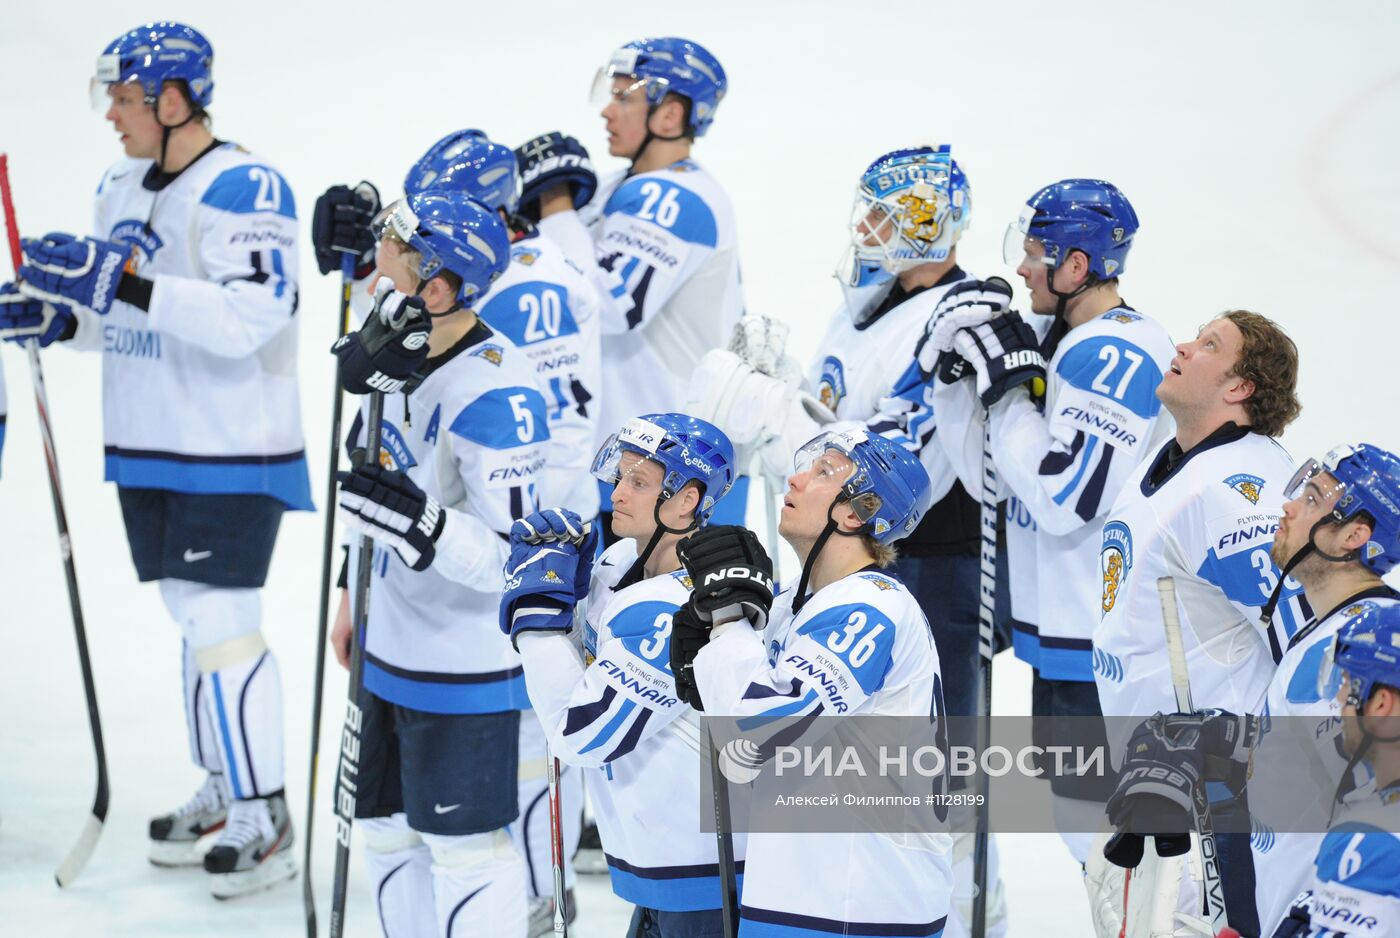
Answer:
[626,101,686,174]
[791,496,863,616]
[413,277,464,318]
[1329,700,1400,822]
[149,86,199,174]
[1045,254,1094,321]
[615,495,698,591]
[1261,517,1362,628]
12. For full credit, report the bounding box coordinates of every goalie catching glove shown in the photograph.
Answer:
[337,464,444,572]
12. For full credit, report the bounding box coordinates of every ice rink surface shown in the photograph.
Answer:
[1,0,1398,934]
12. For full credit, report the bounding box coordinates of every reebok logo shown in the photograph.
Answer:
[183,549,213,563]
[92,248,123,312]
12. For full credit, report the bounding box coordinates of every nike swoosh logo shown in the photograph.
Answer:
[111,172,129,181]
[434,803,461,815]
[599,558,614,567]
[183,549,213,562]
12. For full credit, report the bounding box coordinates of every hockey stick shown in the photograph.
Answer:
[708,722,741,938]
[0,154,109,888]
[1156,576,1228,933]
[328,390,385,938]
[970,421,997,936]
[302,253,356,938]
[545,747,570,936]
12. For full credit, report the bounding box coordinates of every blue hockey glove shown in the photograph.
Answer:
[515,132,597,223]
[514,507,597,599]
[331,279,431,395]
[0,282,74,347]
[311,181,380,276]
[1104,713,1202,867]
[336,464,444,572]
[500,517,585,648]
[952,311,1047,407]
[18,232,130,315]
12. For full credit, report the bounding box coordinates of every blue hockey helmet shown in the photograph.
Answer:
[373,190,510,305]
[843,145,970,285]
[592,413,735,525]
[795,429,932,545]
[404,129,522,215]
[1004,179,1138,281]
[93,22,214,110]
[1318,602,1400,710]
[592,37,727,137]
[1286,443,1400,575]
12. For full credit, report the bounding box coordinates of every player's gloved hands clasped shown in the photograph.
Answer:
[1103,713,1203,868]
[499,510,592,648]
[952,312,1047,407]
[17,232,130,316]
[678,524,776,629]
[917,276,1014,378]
[337,464,444,572]
[331,278,431,395]
[670,599,711,711]
[515,132,597,223]
[1160,708,1259,799]
[311,181,381,276]
[0,282,75,347]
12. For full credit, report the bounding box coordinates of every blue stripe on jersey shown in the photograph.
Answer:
[1315,824,1400,896]
[604,707,652,762]
[738,689,819,731]
[200,165,298,219]
[210,673,245,799]
[578,698,637,754]
[449,387,550,448]
[1036,636,1095,682]
[1286,640,1332,704]
[605,854,743,912]
[603,177,719,247]
[104,447,313,510]
[1056,336,1163,419]
[741,904,946,937]
[479,282,581,347]
[565,686,617,735]
[362,659,529,714]
[1052,435,1099,505]
[1196,545,1286,609]
[1011,620,1040,669]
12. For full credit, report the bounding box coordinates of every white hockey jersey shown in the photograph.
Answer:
[1275,783,1400,937]
[539,159,743,440]
[1253,588,1400,935]
[1095,426,1310,757]
[936,308,1176,680]
[347,321,549,714]
[693,568,953,937]
[516,539,745,912]
[476,229,603,518]
[69,142,311,508]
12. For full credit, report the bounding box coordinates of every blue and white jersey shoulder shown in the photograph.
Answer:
[350,326,549,715]
[1283,789,1400,937]
[521,539,744,912]
[90,143,309,509]
[1095,430,1307,752]
[590,159,744,432]
[476,230,602,516]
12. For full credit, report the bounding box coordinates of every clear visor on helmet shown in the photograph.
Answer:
[1316,637,1361,707]
[1002,202,1059,269]
[372,199,443,281]
[591,416,668,487]
[589,69,664,110]
[1286,447,1357,504]
[793,432,882,524]
[91,53,140,109]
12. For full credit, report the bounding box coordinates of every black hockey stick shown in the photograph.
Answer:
[971,420,997,936]
[328,390,385,938]
[303,252,356,938]
[0,154,109,888]
[707,722,741,938]
[1156,576,1228,932]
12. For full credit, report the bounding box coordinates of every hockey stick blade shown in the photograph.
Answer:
[55,814,104,888]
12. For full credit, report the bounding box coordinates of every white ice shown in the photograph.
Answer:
[2,0,1398,934]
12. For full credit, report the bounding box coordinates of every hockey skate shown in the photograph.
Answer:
[204,790,297,899]
[527,888,577,938]
[148,772,228,867]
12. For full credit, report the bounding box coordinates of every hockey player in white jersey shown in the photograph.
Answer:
[678,429,953,938]
[1270,602,1400,936]
[499,413,744,937]
[400,128,602,933]
[1095,310,1306,935]
[516,37,745,527]
[329,190,546,937]
[929,181,1176,864]
[2,22,308,898]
